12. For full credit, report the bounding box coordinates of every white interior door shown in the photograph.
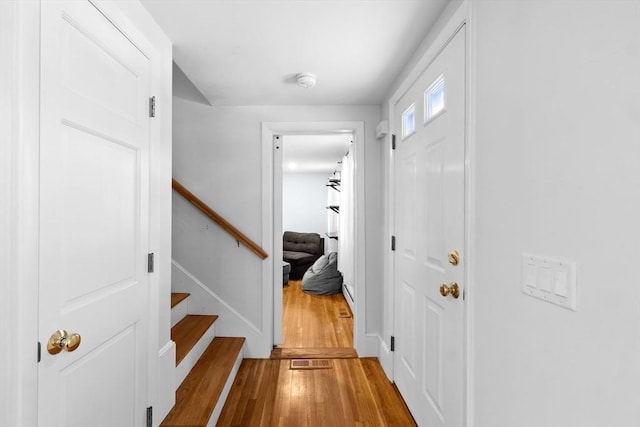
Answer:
[38,2,151,426]
[393,26,466,427]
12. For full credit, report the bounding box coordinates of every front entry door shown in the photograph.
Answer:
[393,26,466,427]
[38,2,151,425]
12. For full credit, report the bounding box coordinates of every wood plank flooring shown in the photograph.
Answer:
[281,280,353,348]
[217,279,415,426]
[216,358,416,426]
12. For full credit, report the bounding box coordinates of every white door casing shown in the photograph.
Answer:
[38,2,151,426]
[393,26,466,427]
[262,121,370,355]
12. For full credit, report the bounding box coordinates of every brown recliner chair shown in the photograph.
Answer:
[282,231,324,280]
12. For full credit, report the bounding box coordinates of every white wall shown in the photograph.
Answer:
[471,1,640,426]
[172,100,382,355]
[379,1,640,425]
[282,172,328,247]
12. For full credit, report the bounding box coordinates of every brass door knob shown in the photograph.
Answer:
[439,282,460,299]
[448,250,460,266]
[47,330,82,355]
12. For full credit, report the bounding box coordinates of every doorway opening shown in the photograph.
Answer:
[260,121,367,357]
[278,133,354,355]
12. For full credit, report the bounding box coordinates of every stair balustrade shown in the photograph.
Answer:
[172,178,268,260]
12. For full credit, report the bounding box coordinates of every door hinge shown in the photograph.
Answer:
[391,134,396,150]
[149,96,156,118]
[391,235,396,251]
[146,406,152,427]
[37,341,41,363]
[390,336,395,352]
[147,253,154,273]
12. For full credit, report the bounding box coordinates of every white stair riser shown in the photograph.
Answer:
[175,322,216,388]
[171,298,189,328]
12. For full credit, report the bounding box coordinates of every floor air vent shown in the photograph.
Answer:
[290,359,333,370]
[337,308,351,318]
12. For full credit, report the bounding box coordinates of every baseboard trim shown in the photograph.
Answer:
[377,335,394,381]
[157,340,176,424]
[360,332,379,358]
[342,285,354,313]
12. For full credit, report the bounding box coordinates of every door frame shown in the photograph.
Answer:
[2,1,172,425]
[2,2,41,426]
[261,121,368,354]
[385,1,476,424]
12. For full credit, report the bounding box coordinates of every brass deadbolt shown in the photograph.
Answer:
[448,250,460,266]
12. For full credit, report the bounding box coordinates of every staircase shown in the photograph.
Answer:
[161,292,245,427]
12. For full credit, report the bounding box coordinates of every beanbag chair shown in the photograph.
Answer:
[301,252,343,295]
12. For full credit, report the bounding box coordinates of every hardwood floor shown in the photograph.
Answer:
[216,279,415,426]
[270,347,357,360]
[216,358,416,426]
[280,280,353,349]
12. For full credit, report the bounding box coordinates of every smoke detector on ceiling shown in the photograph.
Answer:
[296,73,316,88]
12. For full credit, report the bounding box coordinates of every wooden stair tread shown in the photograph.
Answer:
[160,337,245,427]
[171,292,190,308]
[172,314,218,365]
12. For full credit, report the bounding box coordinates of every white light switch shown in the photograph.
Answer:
[538,267,552,293]
[522,253,577,311]
[554,271,568,297]
[524,262,537,288]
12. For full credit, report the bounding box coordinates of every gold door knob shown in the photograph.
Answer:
[448,250,460,266]
[47,330,82,355]
[439,282,460,299]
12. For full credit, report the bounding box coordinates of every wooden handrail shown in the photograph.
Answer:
[172,178,269,260]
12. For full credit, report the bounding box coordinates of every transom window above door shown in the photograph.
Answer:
[424,74,445,122]
[402,103,416,139]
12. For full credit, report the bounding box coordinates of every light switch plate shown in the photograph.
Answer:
[522,253,577,311]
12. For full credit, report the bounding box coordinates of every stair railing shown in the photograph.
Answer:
[172,178,269,260]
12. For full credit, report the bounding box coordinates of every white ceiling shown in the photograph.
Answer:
[282,134,352,174]
[141,0,450,106]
